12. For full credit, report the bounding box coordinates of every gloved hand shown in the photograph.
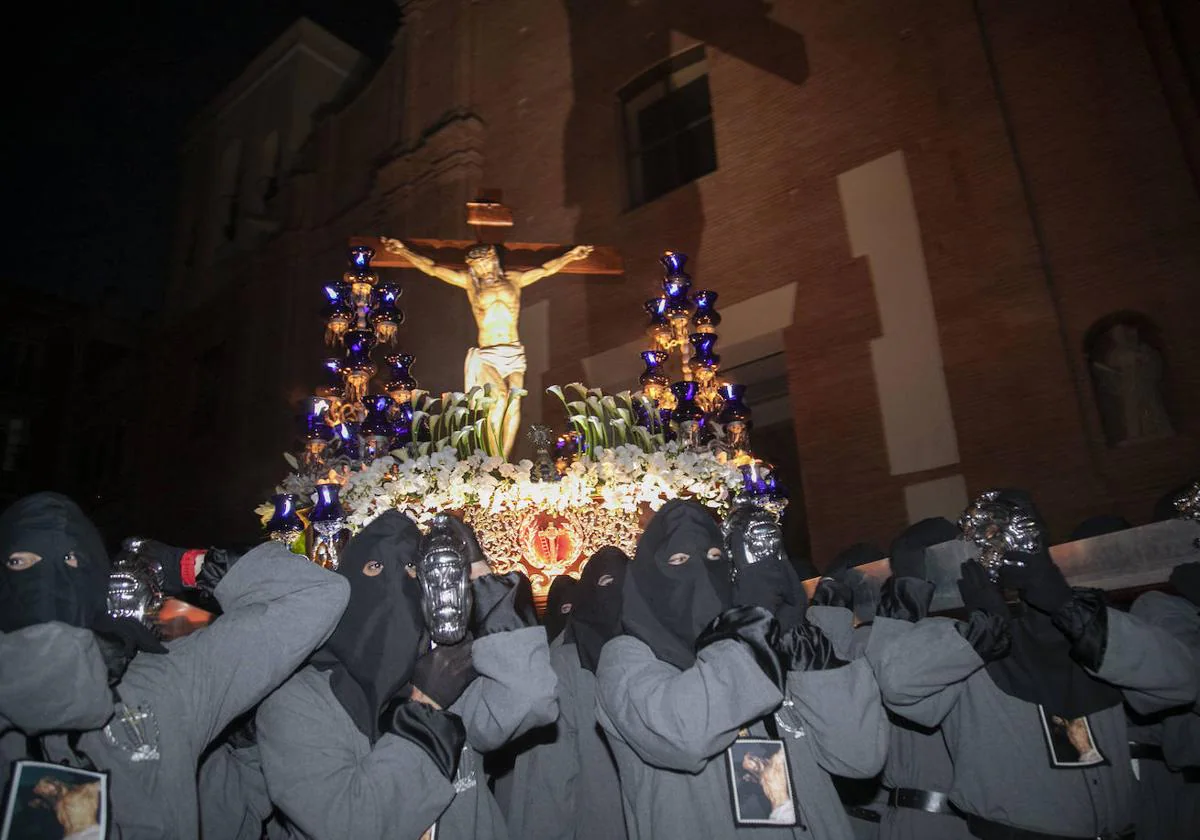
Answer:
[470,572,538,636]
[876,576,935,623]
[378,699,466,780]
[1050,588,1109,671]
[811,577,853,609]
[193,547,242,600]
[775,621,848,672]
[1169,562,1200,607]
[410,640,478,710]
[957,560,1008,617]
[695,605,784,690]
[91,614,167,686]
[954,611,1011,662]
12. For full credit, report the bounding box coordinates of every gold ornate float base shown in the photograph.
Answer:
[459,503,644,608]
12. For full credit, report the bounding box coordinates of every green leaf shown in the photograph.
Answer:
[566,382,589,400]
[567,400,588,416]
[283,452,300,470]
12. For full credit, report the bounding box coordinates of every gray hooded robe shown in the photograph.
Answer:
[0,541,350,840]
[1127,590,1200,840]
[870,608,1198,837]
[257,625,558,840]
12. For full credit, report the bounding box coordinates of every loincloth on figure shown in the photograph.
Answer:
[465,342,527,383]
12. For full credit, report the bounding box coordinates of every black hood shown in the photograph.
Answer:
[544,574,580,642]
[568,546,629,672]
[622,499,731,670]
[0,492,110,632]
[888,517,959,580]
[311,510,425,742]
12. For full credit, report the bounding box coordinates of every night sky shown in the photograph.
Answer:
[8,1,400,316]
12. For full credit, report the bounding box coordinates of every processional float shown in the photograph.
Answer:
[258,192,786,606]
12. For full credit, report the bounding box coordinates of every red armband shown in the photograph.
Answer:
[181,549,206,588]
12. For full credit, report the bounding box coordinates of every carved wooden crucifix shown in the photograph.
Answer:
[351,191,623,458]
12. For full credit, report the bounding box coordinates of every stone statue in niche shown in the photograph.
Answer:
[1089,323,1173,445]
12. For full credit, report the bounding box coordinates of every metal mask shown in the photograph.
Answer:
[1169,481,1200,522]
[723,505,784,571]
[958,491,1044,581]
[106,538,165,629]
[417,514,473,644]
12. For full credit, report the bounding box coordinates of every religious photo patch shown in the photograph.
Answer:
[1037,706,1107,769]
[2,760,109,840]
[726,738,797,827]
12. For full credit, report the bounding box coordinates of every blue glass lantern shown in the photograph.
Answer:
[349,245,374,271]
[688,334,720,383]
[265,494,306,551]
[341,330,377,401]
[717,382,752,453]
[638,350,670,402]
[391,401,414,447]
[645,297,671,348]
[322,281,354,346]
[310,484,343,523]
[691,290,721,333]
[670,381,704,447]
[383,353,418,404]
[334,421,361,461]
[316,358,344,399]
[361,394,394,460]
[660,252,692,324]
[371,281,404,345]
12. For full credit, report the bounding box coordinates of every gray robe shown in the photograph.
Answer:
[501,638,626,840]
[596,635,887,840]
[0,543,350,840]
[198,742,273,840]
[871,608,1199,837]
[258,625,558,840]
[1128,591,1200,840]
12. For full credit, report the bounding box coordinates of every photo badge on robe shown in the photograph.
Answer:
[1037,705,1107,769]
[726,738,798,827]
[2,760,109,840]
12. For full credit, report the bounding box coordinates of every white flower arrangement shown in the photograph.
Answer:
[260,442,744,532]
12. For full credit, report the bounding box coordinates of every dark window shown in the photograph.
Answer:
[621,45,717,208]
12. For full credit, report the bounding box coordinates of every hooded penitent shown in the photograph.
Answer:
[724,505,806,631]
[567,546,629,672]
[621,499,732,671]
[544,574,581,642]
[961,489,1121,719]
[0,492,112,631]
[310,510,425,742]
[0,492,164,662]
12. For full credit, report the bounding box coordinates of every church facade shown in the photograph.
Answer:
[142,0,1200,562]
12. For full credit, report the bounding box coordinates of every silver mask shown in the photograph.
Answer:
[723,505,784,573]
[958,491,1043,582]
[1169,481,1200,522]
[106,538,165,629]
[418,514,474,644]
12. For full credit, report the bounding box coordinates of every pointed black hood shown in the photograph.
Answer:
[0,492,110,632]
[568,546,629,672]
[311,510,425,742]
[545,574,580,642]
[622,499,731,670]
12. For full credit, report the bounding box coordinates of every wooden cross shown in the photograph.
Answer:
[350,190,624,275]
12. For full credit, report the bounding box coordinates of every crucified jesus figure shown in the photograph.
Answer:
[381,238,594,457]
